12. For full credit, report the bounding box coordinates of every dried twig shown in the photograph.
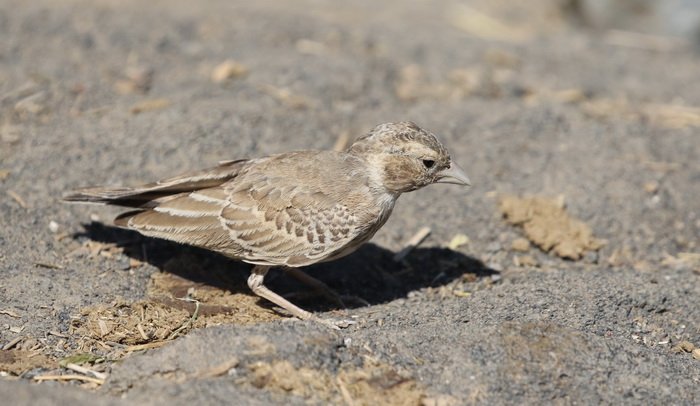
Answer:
[2,336,23,350]
[125,340,170,353]
[393,227,431,262]
[194,358,239,379]
[258,84,311,109]
[34,262,64,270]
[604,29,686,52]
[7,190,27,208]
[33,374,105,385]
[167,298,200,340]
[48,330,69,338]
[0,309,21,318]
[65,363,108,380]
[333,131,351,152]
[448,4,532,43]
[129,98,171,114]
[336,376,356,406]
[136,323,149,341]
[0,82,39,103]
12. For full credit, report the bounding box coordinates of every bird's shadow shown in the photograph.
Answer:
[76,222,497,312]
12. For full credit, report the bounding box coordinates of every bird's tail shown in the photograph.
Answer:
[62,186,170,208]
[63,158,249,208]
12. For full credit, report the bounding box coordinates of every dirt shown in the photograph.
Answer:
[1,0,700,404]
[247,359,427,405]
[0,350,56,376]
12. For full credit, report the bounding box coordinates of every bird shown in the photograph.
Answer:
[64,121,471,329]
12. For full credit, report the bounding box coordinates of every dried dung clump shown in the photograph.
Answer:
[69,271,282,352]
[499,195,604,260]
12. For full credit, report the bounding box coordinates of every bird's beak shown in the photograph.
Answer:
[436,161,471,186]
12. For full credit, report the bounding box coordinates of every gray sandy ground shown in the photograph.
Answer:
[1,0,699,404]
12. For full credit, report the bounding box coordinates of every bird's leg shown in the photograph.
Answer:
[247,265,355,330]
[248,266,313,320]
[282,267,346,308]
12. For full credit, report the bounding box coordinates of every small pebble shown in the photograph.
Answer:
[114,66,154,94]
[583,250,599,264]
[117,257,131,271]
[447,234,470,250]
[486,261,503,272]
[295,39,326,55]
[486,241,502,253]
[649,195,661,206]
[48,220,60,233]
[514,255,538,267]
[211,60,248,83]
[511,237,530,252]
[643,181,659,194]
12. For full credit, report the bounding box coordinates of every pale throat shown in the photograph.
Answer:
[363,154,399,226]
[364,154,395,195]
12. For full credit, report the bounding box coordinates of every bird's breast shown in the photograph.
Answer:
[322,191,396,262]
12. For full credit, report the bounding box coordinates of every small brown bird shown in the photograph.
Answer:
[64,122,470,328]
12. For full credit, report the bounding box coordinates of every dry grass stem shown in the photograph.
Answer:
[333,132,351,152]
[7,190,27,208]
[393,227,431,262]
[125,341,170,352]
[2,337,23,350]
[337,376,356,406]
[65,363,108,380]
[0,309,21,318]
[33,374,105,385]
[167,298,200,340]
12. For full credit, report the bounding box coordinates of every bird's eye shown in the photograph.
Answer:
[422,159,435,169]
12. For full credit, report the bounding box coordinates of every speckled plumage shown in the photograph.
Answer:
[64,122,470,328]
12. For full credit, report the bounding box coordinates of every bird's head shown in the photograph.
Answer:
[348,121,471,194]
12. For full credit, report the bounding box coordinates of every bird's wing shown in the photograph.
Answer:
[219,171,364,266]
[115,163,367,267]
[114,187,241,255]
[63,159,249,207]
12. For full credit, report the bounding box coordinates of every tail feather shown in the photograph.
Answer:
[62,158,248,208]
[62,187,179,207]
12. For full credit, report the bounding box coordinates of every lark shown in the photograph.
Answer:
[64,122,471,328]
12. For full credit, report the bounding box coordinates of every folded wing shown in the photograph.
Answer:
[101,163,363,267]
